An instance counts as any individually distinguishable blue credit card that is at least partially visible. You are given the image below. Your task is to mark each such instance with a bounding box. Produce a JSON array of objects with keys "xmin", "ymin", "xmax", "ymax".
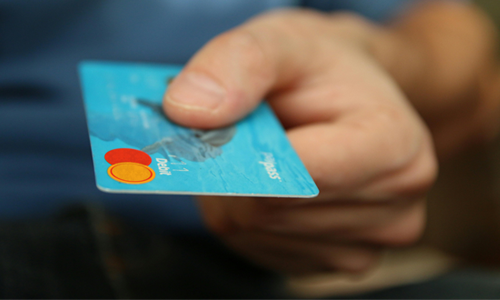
[{"xmin": 79, "ymin": 61, "xmax": 318, "ymax": 198}]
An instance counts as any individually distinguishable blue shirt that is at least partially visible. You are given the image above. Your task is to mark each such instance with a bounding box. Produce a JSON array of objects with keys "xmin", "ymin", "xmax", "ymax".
[{"xmin": 0, "ymin": 0, "xmax": 415, "ymax": 232}]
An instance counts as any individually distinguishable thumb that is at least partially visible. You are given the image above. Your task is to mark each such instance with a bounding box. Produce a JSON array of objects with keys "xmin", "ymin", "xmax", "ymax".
[{"xmin": 163, "ymin": 11, "xmax": 314, "ymax": 129}]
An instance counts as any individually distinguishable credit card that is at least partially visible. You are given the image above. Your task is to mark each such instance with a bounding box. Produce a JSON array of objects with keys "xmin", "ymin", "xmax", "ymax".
[{"xmin": 79, "ymin": 61, "xmax": 318, "ymax": 198}]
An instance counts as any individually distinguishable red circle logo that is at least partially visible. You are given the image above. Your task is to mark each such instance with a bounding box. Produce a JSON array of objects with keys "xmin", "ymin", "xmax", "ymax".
[{"xmin": 105, "ymin": 148, "xmax": 152, "ymax": 166}]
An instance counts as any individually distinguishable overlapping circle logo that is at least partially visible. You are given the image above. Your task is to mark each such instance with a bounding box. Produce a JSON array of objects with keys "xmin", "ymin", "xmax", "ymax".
[{"xmin": 105, "ymin": 148, "xmax": 155, "ymax": 184}]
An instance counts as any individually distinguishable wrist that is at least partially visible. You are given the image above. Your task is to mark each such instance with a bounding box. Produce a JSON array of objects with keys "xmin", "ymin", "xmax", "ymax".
[
  {"xmin": 364, "ymin": 2, "xmax": 500, "ymax": 158},
  {"xmin": 368, "ymin": 1, "xmax": 498, "ymax": 120},
  {"xmin": 324, "ymin": 12, "xmax": 427, "ymax": 99}
]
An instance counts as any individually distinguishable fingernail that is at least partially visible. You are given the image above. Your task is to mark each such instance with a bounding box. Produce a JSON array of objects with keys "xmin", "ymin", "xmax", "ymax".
[{"xmin": 166, "ymin": 72, "xmax": 226, "ymax": 111}]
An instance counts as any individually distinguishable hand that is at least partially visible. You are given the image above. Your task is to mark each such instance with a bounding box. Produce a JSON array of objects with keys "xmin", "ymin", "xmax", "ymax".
[{"xmin": 162, "ymin": 9, "xmax": 438, "ymax": 275}]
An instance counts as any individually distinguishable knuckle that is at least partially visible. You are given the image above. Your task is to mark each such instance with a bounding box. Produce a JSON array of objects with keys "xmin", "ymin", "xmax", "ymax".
[
  {"xmin": 376, "ymin": 107, "xmax": 424, "ymax": 170},
  {"xmin": 319, "ymin": 166, "xmax": 363, "ymax": 192},
  {"xmin": 409, "ymin": 153, "xmax": 438, "ymax": 197},
  {"xmin": 213, "ymin": 29, "xmax": 274, "ymax": 82},
  {"xmin": 395, "ymin": 138, "xmax": 438, "ymax": 199},
  {"xmin": 362, "ymin": 105, "xmax": 438, "ymax": 199},
  {"xmin": 371, "ymin": 204, "xmax": 426, "ymax": 246},
  {"xmin": 320, "ymin": 107, "xmax": 418, "ymax": 192},
  {"xmin": 377, "ymin": 108, "xmax": 419, "ymax": 165}
]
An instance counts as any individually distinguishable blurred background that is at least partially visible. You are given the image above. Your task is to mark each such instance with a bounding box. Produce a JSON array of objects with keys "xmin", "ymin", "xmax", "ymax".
[{"xmin": 423, "ymin": 0, "xmax": 500, "ymax": 266}]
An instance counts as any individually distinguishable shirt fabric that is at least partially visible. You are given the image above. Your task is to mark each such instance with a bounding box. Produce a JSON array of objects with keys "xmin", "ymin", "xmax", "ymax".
[{"xmin": 0, "ymin": 0, "xmax": 416, "ymax": 232}]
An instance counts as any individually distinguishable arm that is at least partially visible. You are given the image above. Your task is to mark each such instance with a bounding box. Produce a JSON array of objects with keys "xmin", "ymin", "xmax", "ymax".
[
  {"xmin": 371, "ymin": 1, "xmax": 500, "ymax": 159},
  {"xmin": 162, "ymin": 1, "xmax": 499, "ymax": 275}
]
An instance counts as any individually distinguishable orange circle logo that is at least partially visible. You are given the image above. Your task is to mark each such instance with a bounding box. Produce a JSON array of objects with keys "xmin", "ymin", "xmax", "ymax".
[
  {"xmin": 108, "ymin": 162, "xmax": 155, "ymax": 184},
  {"xmin": 105, "ymin": 149, "xmax": 155, "ymax": 185}
]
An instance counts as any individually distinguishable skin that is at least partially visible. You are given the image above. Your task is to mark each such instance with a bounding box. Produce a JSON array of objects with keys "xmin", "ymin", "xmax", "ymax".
[{"xmin": 162, "ymin": 1, "xmax": 500, "ymax": 276}]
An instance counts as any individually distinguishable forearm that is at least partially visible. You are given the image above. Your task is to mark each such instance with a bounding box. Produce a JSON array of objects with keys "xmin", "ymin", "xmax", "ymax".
[{"xmin": 369, "ymin": 1, "xmax": 500, "ymax": 158}]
